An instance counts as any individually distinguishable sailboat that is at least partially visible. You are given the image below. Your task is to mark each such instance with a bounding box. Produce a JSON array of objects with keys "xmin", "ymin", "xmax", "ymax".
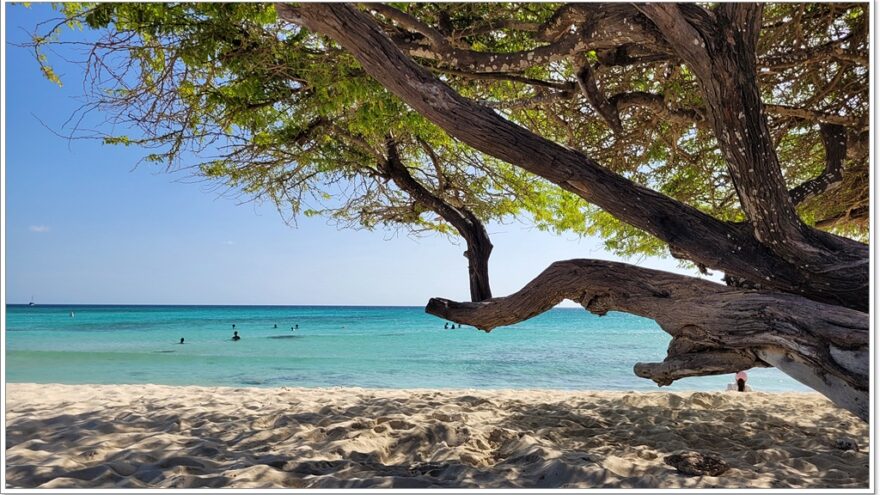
[{"xmin": 27, "ymin": 296, "xmax": 35, "ymax": 307}]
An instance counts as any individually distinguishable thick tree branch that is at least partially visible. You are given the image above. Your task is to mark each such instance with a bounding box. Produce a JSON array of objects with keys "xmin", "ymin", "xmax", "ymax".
[
  {"xmin": 394, "ymin": 28, "xmax": 593, "ymax": 73},
  {"xmin": 637, "ymin": 4, "xmax": 810, "ymax": 254},
  {"xmin": 380, "ymin": 138, "xmax": 493, "ymax": 301},
  {"xmin": 574, "ymin": 59, "xmax": 622, "ymax": 134},
  {"xmin": 426, "ymin": 259, "xmax": 868, "ymax": 420},
  {"xmin": 536, "ymin": 3, "xmax": 591, "ymax": 42},
  {"xmin": 633, "ymin": 352, "xmax": 766, "ymax": 385},
  {"xmin": 765, "ymin": 104, "xmax": 866, "ymax": 129},
  {"xmin": 790, "ymin": 124, "xmax": 847, "ymax": 205},
  {"xmin": 387, "ymin": 4, "xmax": 664, "ymax": 73},
  {"xmin": 366, "ymin": 3, "xmax": 450, "ymax": 49}
]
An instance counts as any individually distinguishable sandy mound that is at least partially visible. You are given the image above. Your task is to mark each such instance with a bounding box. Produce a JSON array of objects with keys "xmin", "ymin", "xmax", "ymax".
[{"xmin": 5, "ymin": 384, "xmax": 868, "ymax": 488}]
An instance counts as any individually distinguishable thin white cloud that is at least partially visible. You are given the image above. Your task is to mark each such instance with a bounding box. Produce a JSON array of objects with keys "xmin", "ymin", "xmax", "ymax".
[
  {"xmin": 28, "ymin": 225, "xmax": 50, "ymax": 233},
  {"xmin": 222, "ymin": 240, "xmax": 235, "ymax": 245}
]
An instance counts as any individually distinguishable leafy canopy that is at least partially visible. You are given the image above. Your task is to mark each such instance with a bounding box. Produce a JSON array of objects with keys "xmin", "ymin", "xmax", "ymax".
[{"xmin": 31, "ymin": 2, "xmax": 868, "ymax": 257}]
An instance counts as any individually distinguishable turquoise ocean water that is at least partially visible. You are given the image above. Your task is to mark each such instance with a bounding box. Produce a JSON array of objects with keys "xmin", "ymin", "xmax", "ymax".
[{"xmin": 5, "ymin": 305, "xmax": 808, "ymax": 392}]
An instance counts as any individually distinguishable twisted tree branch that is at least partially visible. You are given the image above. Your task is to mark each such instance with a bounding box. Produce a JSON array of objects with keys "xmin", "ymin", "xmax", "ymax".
[
  {"xmin": 426, "ymin": 259, "xmax": 868, "ymax": 420},
  {"xmin": 383, "ymin": 3, "xmax": 664, "ymax": 73},
  {"xmin": 380, "ymin": 138, "xmax": 494, "ymax": 301},
  {"xmin": 574, "ymin": 59, "xmax": 622, "ymax": 134},
  {"xmin": 790, "ymin": 124, "xmax": 847, "ymax": 205}
]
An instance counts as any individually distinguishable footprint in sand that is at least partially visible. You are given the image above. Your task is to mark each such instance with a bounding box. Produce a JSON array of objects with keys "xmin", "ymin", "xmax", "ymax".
[
  {"xmin": 78, "ymin": 449, "xmax": 101, "ymax": 461},
  {"xmin": 431, "ymin": 411, "xmax": 464, "ymax": 422},
  {"xmin": 376, "ymin": 417, "xmax": 416, "ymax": 430}
]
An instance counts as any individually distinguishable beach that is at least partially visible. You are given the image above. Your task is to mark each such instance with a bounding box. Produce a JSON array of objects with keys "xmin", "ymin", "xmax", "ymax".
[{"xmin": 5, "ymin": 383, "xmax": 868, "ymax": 489}]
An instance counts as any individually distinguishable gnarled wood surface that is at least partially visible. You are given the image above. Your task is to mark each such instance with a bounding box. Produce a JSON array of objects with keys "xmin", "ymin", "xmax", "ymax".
[{"xmin": 425, "ymin": 259, "xmax": 868, "ymax": 421}]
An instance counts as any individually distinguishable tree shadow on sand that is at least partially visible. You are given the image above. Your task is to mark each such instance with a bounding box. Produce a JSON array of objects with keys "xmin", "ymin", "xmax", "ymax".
[{"xmin": 5, "ymin": 391, "xmax": 868, "ymax": 489}]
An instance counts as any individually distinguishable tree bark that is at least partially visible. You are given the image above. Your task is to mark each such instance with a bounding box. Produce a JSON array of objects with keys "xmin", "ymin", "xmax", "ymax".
[
  {"xmin": 426, "ymin": 260, "xmax": 868, "ymax": 421},
  {"xmin": 789, "ymin": 124, "xmax": 847, "ymax": 205},
  {"xmin": 637, "ymin": 5, "xmax": 805, "ymax": 250},
  {"xmin": 574, "ymin": 59, "xmax": 622, "ymax": 134},
  {"xmin": 463, "ymin": 227, "xmax": 493, "ymax": 302}
]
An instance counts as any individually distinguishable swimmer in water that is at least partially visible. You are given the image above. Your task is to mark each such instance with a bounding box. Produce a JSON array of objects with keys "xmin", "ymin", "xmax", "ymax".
[
  {"xmin": 180, "ymin": 337, "xmax": 185, "ymax": 344},
  {"xmin": 726, "ymin": 371, "xmax": 752, "ymax": 392},
  {"xmin": 232, "ymin": 331, "xmax": 240, "ymax": 341},
  {"xmin": 273, "ymin": 324, "xmax": 277, "ymax": 329}
]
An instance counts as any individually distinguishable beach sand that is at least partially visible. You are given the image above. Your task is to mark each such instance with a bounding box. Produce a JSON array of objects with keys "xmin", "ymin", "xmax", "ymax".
[{"xmin": 5, "ymin": 383, "xmax": 868, "ymax": 489}]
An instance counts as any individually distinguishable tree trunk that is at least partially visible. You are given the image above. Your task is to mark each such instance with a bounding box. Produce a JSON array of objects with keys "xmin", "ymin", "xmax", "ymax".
[{"xmin": 462, "ymin": 218, "xmax": 493, "ymax": 301}]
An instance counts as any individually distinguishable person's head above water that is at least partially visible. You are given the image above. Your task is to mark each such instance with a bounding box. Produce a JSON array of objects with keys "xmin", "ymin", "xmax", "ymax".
[
  {"xmin": 180, "ymin": 338, "xmax": 185, "ymax": 344},
  {"xmin": 735, "ymin": 370, "xmax": 748, "ymax": 392},
  {"xmin": 233, "ymin": 331, "xmax": 239, "ymax": 336}
]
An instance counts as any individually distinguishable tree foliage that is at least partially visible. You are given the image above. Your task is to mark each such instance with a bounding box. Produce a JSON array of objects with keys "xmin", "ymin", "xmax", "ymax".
[
  {"xmin": 32, "ymin": 2, "xmax": 867, "ymax": 259},
  {"xmin": 34, "ymin": 3, "xmax": 586, "ymax": 245}
]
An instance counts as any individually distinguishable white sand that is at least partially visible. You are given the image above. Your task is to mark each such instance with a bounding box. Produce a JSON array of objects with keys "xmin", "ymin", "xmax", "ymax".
[{"xmin": 4, "ymin": 383, "xmax": 868, "ymax": 489}]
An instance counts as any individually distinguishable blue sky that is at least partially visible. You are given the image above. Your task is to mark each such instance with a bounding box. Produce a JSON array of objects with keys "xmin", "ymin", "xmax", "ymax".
[{"xmin": 4, "ymin": 4, "xmax": 715, "ymax": 306}]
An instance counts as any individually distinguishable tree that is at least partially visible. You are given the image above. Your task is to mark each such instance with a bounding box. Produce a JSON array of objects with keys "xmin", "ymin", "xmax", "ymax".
[{"xmin": 32, "ymin": 3, "xmax": 869, "ymax": 420}]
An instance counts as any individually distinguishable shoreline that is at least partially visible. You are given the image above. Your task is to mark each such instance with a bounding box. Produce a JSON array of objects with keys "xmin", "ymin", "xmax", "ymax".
[
  {"xmin": 5, "ymin": 383, "xmax": 868, "ymax": 489},
  {"xmin": 3, "ymin": 381, "xmax": 819, "ymax": 394}
]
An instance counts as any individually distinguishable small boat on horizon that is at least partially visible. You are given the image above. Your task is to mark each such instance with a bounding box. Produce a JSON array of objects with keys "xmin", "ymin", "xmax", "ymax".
[{"xmin": 27, "ymin": 296, "xmax": 35, "ymax": 307}]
